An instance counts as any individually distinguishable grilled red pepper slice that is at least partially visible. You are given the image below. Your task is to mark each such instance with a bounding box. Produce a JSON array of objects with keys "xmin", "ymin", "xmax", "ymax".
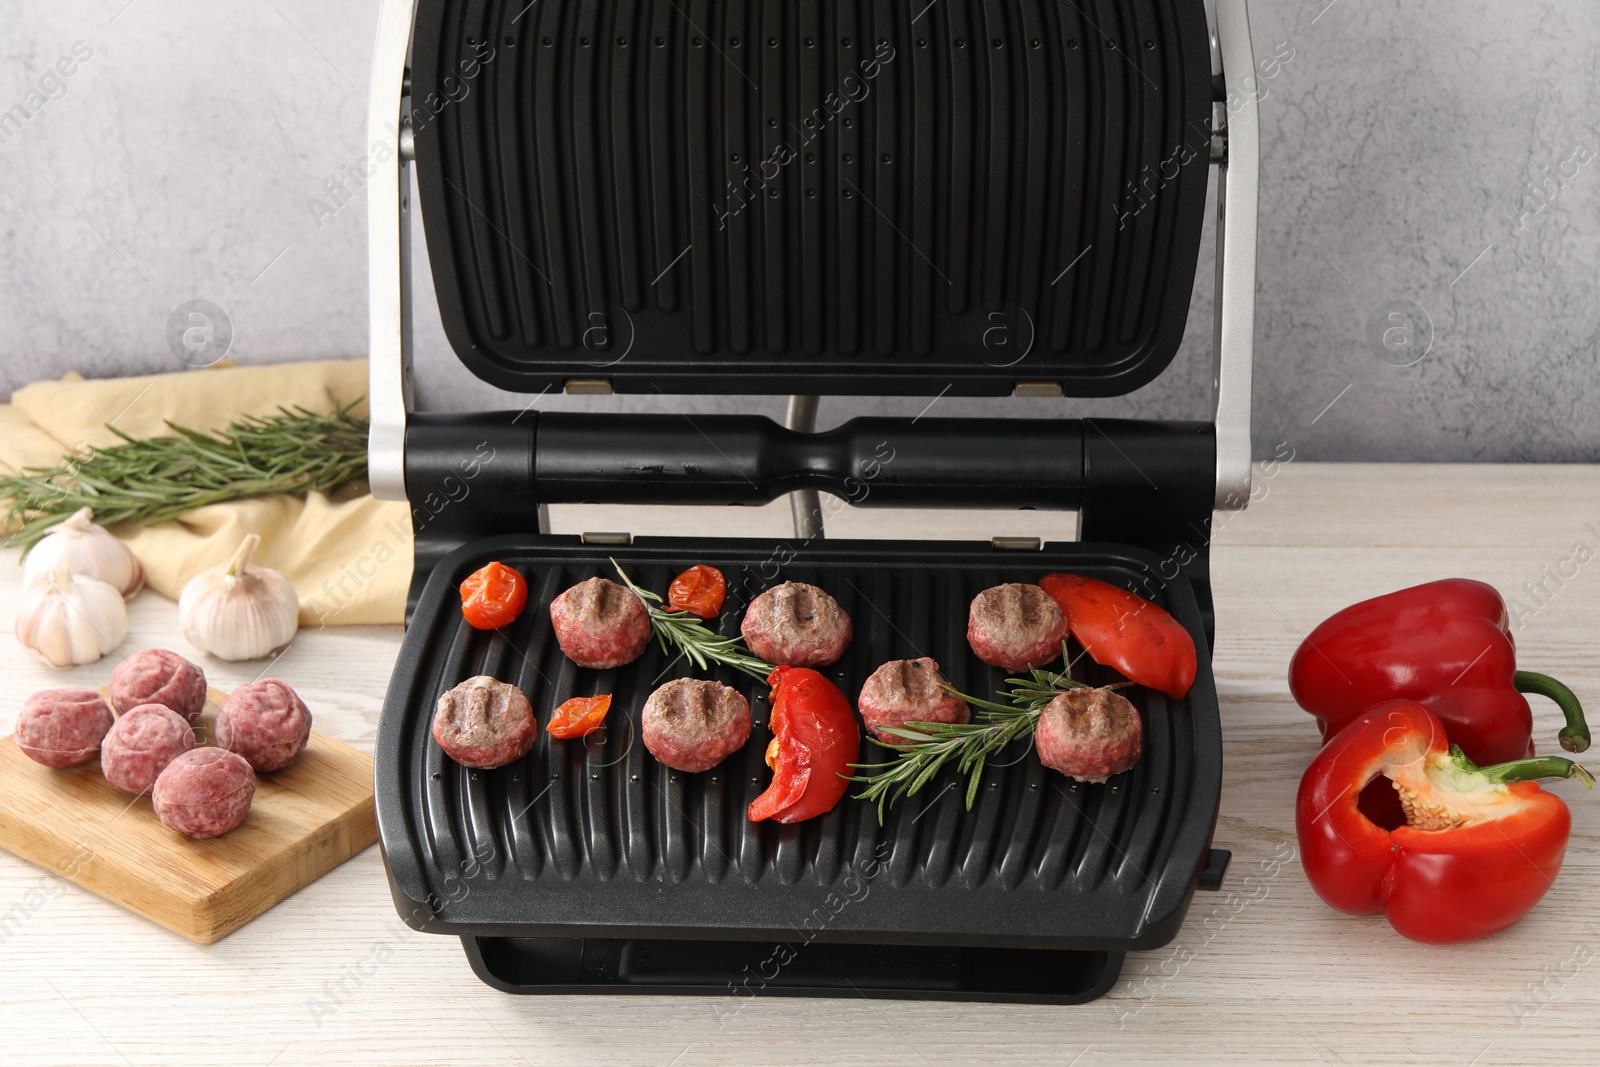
[
  {"xmin": 547, "ymin": 695, "xmax": 611, "ymax": 739},
  {"xmin": 748, "ymin": 666, "xmax": 860, "ymax": 824},
  {"xmin": 1038, "ymin": 574, "xmax": 1197, "ymax": 699},
  {"xmin": 459, "ymin": 561, "xmax": 528, "ymax": 630},
  {"xmin": 1296, "ymin": 699, "xmax": 1592, "ymax": 943},
  {"xmin": 1289, "ymin": 578, "xmax": 1590, "ymax": 766},
  {"xmin": 667, "ymin": 564, "xmax": 727, "ymax": 619}
]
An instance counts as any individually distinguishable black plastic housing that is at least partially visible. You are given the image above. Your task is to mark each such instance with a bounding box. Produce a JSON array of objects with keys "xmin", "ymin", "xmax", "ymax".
[
  {"xmin": 375, "ymin": 536, "xmax": 1221, "ymax": 1003},
  {"xmin": 410, "ymin": 0, "xmax": 1214, "ymax": 396},
  {"xmin": 403, "ymin": 410, "xmax": 1218, "ymax": 634},
  {"xmin": 462, "ymin": 936, "xmax": 1125, "ymax": 1003},
  {"xmin": 387, "ymin": 0, "xmax": 1232, "ymax": 1005}
]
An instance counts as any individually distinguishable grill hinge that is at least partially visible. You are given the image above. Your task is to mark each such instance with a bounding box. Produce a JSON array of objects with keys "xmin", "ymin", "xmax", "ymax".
[{"xmin": 991, "ymin": 536, "xmax": 1043, "ymax": 551}]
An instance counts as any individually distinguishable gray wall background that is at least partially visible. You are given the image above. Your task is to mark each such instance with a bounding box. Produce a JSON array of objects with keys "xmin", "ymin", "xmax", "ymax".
[{"xmin": 1, "ymin": 1, "xmax": 1596, "ymax": 460}]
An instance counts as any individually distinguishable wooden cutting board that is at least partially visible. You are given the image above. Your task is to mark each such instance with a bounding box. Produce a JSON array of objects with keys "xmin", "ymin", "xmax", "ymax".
[{"xmin": 0, "ymin": 686, "xmax": 376, "ymax": 944}]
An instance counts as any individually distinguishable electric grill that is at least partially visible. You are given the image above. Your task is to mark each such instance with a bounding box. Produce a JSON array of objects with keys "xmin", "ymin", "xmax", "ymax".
[{"xmin": 366, "ymin": 0, "xmax": 1259, "ymax": 1004}]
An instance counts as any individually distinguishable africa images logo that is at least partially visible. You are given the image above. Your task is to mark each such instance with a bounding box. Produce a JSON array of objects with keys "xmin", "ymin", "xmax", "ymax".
[
  {"xmin": 1366, "ymin": 299, "xmax": 1433, "ymax": 368},
  {"xmin": 166, "ymin": 300, "xmax": 234, "ymax": 367}
]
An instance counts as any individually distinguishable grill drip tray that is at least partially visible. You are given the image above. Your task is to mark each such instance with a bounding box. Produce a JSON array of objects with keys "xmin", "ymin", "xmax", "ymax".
[
  {"xmin": 375, "ymin": 536, "xmax": 1222, "ymax": 1004},
  {"xmin": 464, "ymin": 936, "xmax": 1122, "ymax": 1004}
]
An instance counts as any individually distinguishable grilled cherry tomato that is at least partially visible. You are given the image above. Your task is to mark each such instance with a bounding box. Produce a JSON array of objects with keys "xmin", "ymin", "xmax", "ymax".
[
  {"xmin": 748, "ymin": 666, "xmax": 860, "ymax": 824},
  {"xmin": 547, "ymin": 694, "xmax": 611, "ymax": 739},
  {"xmin": 668, "ymin": 564, "xmax": 727, "ymax": 619},
  {"xmin": 459, "ymin": 561, "xmax": 528, "ymax": 630}
]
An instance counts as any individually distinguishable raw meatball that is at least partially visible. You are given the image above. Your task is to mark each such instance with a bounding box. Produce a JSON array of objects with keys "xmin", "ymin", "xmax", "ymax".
[
  {"xmin": 642, "ymin": 678, "xmax": 751, "ymax": 773},
  {"xmin": 152, "ymin": 748, "xmax": 256, "ymax": 839},
  {"xmin": 967, "ymin": 583, "xmax": 1069, "ymax": 671},
  {"xmin": 740, "ymin": 581, "xmax": 852, "ymax": 667},
  {"xmin": 1035, "ymin": 688, "xmax": 1143, "ymax": 783},
  {"xmin": 101, "ymin": 704, "xmax": 196, "ymax": 794},
  {"xmin": 108, "ymin": 648, "xmax": 208, "ymax": 722},
  {"xmin": 216, "ymin": 678, "xmax": 312, "ymax": 772},
  {"xmin": 432, "ymin": 675, "xmax": 538, "ymax": 769},
  {"xmin": 858, "ymin": 658, "xmax": 970, "ymax": 744},
  {"xmin": 550, "ymin": 577, "xmax": 651, "ymax": 669},
  {"xmin": 15, "ymin": 688, "xmax": 115, "ymax": 768}
]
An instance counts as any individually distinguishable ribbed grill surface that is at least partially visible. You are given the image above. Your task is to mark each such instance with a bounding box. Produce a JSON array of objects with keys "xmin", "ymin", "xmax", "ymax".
[
  {"xmin": 411, "ymin": 0, "xmax": 1214, "ymax": 396},
  {"xmin": 376, "ymin": 538, "xmax": 1221, "ymax": 951}
]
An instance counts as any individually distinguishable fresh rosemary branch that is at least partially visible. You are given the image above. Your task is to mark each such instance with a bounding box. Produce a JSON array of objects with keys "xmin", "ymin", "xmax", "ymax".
[
  {"xmin": 849, "ymin": 649, "xmax": 1092, "ymax": 822},
  {"xmin": 1, "ymin": 395, "xmax": 368, "ymax": 549},
  {"xmin": 994, "ymin": 655, "xmax": 1094, "ymax": 715},
  {"xmin": 610, "ymin": 559, "xmax": 774, "ymax": 682}
]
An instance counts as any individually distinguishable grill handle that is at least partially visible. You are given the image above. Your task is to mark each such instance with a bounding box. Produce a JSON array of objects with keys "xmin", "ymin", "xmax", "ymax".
[
  {"xmin": 404, "ymin": 410, "xmax": 1218, "ymax": 636},
  {"xmin": 533, "ymin": 412, "xmax": 1091, "ymax": 510}
]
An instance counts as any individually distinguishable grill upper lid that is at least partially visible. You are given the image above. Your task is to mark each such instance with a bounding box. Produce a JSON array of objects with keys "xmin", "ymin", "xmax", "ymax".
[{"xmin": 410, "ymin": 0, "xmax": 1215, "ymax": 397}]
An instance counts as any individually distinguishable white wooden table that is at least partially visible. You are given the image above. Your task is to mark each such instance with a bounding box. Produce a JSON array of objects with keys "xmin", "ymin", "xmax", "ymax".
[{"xmin": 3, "ymin": 463, "xmax": 1598, "ymax": 1066}]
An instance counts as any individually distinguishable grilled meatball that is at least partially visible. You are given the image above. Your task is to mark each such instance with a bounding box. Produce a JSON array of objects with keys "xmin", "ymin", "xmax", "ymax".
[
  {"xmin": 15, "ymin": 688, "xmax": 115, "ymax": 768},
  {"xmin": 857, "ymin": 658, "xmax": 970, "ymax": 744},
  {"xmin": 1035, "ymin": 688, "xmax": 1142, "ymax": 783},
  {"xmin": 550, "ymin": 577, "xmax": 651, "ymax": 669},
  {"xmin": 432, "ymin": 675, "xmax": 538, "ymax": 769},
  {"xmin": 741, "ymin": 581, "xmax": 852, "ymax": 667},
  {"xmin": 641, "ymin": 678, "xmax": 751, "ymax": 773},
  {"xmin": 967, "ymin": 583, "xmax": 1069, "ymax": 671},
  {"xmin": 108, "ymin": 648, "xmax": 208, "ymax": 722}
]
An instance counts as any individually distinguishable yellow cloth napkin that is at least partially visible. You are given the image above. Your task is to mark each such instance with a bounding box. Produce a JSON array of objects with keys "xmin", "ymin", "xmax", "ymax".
[{"xmin": 1, "ymin": 360, "xmax": 411, "ymax": 626}]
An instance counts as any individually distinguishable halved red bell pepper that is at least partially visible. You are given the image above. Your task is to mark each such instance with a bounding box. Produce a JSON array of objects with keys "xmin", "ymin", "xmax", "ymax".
[
  {"xmin": 1289, "ymin": 578, "xmax": 1590, "ymax": 766},
  {"xmin": 748, "ymin": 666, "xmax": 860, "ymax": 824},
  {"xmin": 1296, "ymin": 699, "xmax": 1592, "ymax": 943},
  {"xmin": 1038, "ymin": 574, "xmax": 1197, "ymax": 699}
]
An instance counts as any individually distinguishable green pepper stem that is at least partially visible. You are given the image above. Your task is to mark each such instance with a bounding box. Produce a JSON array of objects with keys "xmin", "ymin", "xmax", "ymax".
[
  {"xmin": 1474, "ymin": 752, "xmax": 1596, "ymax": 790},
  {"xmin": 1515, "ymin": 671, "xmax": 1591, "ymax": 754}
]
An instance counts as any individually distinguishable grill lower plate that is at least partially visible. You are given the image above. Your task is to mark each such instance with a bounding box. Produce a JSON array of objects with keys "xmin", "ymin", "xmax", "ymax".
[{"xmin": 376, "ymin": 535, "xmax": 1221, "ymax": 1000}]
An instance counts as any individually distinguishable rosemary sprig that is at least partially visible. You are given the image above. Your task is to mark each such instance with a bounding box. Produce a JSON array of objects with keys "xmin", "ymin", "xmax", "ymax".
[
  {"xmin": 610, "ymin": 558, "xmax": 774, "ymax": 682},
  {"xmin": 0, "ymin": 395, "xmax": 369, "ymax": 548},
  {"xmin": 849, "ymin": 648, "xmax": 1092, "ymax": 822}
]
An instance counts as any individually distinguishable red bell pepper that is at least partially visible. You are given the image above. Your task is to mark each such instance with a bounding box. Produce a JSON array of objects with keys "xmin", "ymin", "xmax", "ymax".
[
  {"xmin": 748, "ymin": 666, "xmax": 860, "ymax": 824},
  {"xmin": 1038, "ymin": 574, "xmax": 1197, "ymax": 699},
  {"xmin": 1296, "ymin": 700, "xmax": 1592, "ymax": 943},
  {"xmin": 1289, "ymin": 578, "xmax": 1590, "ymax": 767}
]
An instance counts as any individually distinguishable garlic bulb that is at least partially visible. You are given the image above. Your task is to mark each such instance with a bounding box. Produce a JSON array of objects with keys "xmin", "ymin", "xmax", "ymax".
[
  {"xmin": 179, "ymin": 534, "xmax": 300, "ymax": 661},
  {"xmin": 22, "ymin": 507, "xmax": 145, "ymax": 596},
  {"xmin": 16, "ymin": 565, "xmax": 129, "ymax": 668}
]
